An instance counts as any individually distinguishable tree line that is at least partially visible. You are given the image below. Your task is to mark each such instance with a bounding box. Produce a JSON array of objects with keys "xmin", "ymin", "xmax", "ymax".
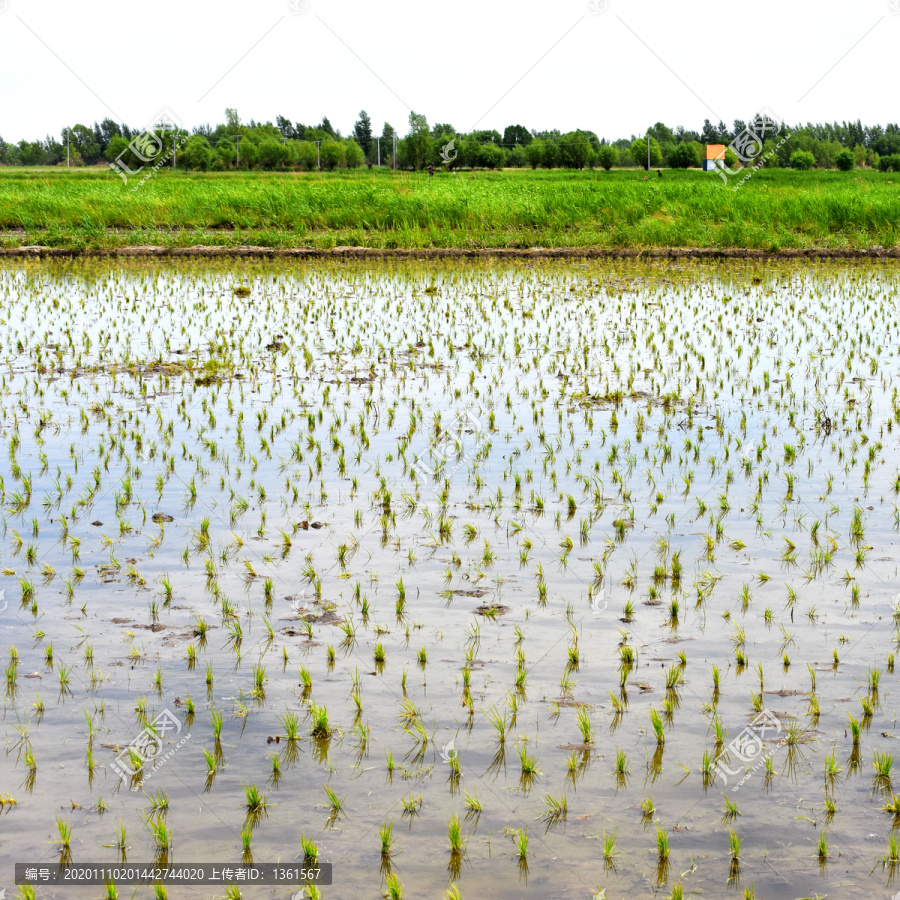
[{"xmin": 3, "ymin": 108, "xmax": 900, "ymax": 172}]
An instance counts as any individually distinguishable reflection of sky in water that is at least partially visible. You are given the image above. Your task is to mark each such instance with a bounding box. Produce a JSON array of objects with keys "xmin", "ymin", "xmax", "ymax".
[{"xmin": 0, "ymin": 260, "xmax": 898, "ymax": 899}]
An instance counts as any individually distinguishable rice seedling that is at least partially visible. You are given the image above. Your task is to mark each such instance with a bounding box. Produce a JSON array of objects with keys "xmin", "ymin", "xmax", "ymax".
[
  {"xmin": 401, "ymin": 793, "xmax": 423, "ymax": 815},
  {"xmin": 242, "ymin": 784, "xmax": 268, "ymax": 813},
  {"xmin": 575, "ymin": 705, "xmax": 594, "ymax": 744},
  {"xmin": 144, "ymin": 815, "xmax": 172, "ymax": 855},
  {"xmin": 300, "ymin": 834, "xmax": 318, "ymax": 862},
  {"xmin": 874, "ymin": 750, "xmax": 894, "ymax": 781},
  {"xmin": 518, "ymin": 742, "xmax": 539, "ymax": 776},
  {"xmin": 309, "ymin": 703, "xmax": 330, "ymax": 738},
  {"xmin": 56, "ymin": 816, "xmax": 72, "ymax": 850},
  {"xmin": 541, "ymin": 793, "xmax": 568, "ymax": 821},
  {"xmin": 379, "ymin": 820, "xmax": 396, "ymax": 857},
  {"xmin": 383, "ymin": 873, "xmax": 403, "ymax": 900},
  {"xmin": 447, "ymin": 814, "xmax": 467, "ymax": 855},
  {"xmin": 656, "ymin": 826, "xmax": 669, "ymax": 860},
  {"xmin": 515, "ymin": 826, "xmax": 529, "ymax": 861}
]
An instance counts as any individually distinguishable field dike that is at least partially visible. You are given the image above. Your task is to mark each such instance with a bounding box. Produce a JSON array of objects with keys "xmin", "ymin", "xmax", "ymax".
[{"xmin": 1, "ymin": 244, "xmax": 899, "ymax": 259}]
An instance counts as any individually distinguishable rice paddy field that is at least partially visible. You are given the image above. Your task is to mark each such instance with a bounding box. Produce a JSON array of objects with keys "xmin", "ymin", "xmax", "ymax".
[
  {"xmin": 2, "ymin": 167, "xmax": 900, "ymax": 251},
  {"xmin": 3, "ymin": 257, "xmax": 900, "ymax": 900}
]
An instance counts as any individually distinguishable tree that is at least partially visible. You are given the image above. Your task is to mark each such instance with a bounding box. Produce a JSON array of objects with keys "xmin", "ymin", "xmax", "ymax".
[
  {"xmin": 405, "ymin": 111, "xmax": 432, "ymax": 170},
  {"xmin": 181, "ymin": 136, "xmax": 213, "ymax": 171},
  {"xmin": 559, "ymin": 131, "xmax": 591, "ymax": 169},
  {"xmin": 631, "ymin": 136, "xmax": 662, "ymax": 169},
  {"xmin": 67, "ymin": 124, "xmax": 101, "ymax": 165},
  {"xmin": 834, "ymin": 148, "xmax": 855, "ymax": 171},
  {"xmin": 507, "ymin": 145, "xmax": 528, "ymax": 168},
  {"xmin": 525, "ymin": 139, "xmax": 544, "ymax": 169},
  {"xmin": 648, "ymin": 122, "xmax": 676, "ymax": 145},
  {"xmin": 669, "ymin": 142, "xmax": 700, "ymax": 168},
  {"xmin": 353, "ymin": 110, "xmax": 374, "ymax": 158},
  {"xmin": 320, "ymin": 117, "xmax": 338, "ymax": 138},
  {"xmin": 297, "ymin": 141, "xmax": 318, "ymax": 170},
  {"xmin": 275, "ymin": 116, "xmax": 296, "ymax": 140},
  {"xmin": 216, "ymin": 140, "xmax": 236, "ymax": 168},
  {"xmin": 239, "ymin": 140, "xmax": 258, "ymax": 169},
  {"xmin": 225, "ymin": 108, "xmax": 241, "ymax": 131},
  {"xmin": 320, "ymin": 140, "xmax": 345, "ymax": 170},
  {"xmin": 258, "ymin": 139, "xmax": 289, "ymax": 170},
  {"xmin": 700, "ymin": 119, "xmax": 720, "ymax": 144},
  {"xmin": 503, "ymin": 124, "xmax": 532, "ymax": 147},
  {"xmin": 344, "ymin": 140, "xmax": 365, "ymax": 168},
  {"xmin": 595, "ymin": 145, "xmax": 616, "ymax": 170},
  {"xmin": 98, "ymin": 118, "xmax": 122, "ymax": 149},
  {"xmin": 477, "ymin": 143, "xmax": 506, "ymax": 169},
  {"xmin": 790, "ymin": 149, "xmax": 815, "ymax": 170},
  {"xmin": 541, "ymin": 140, "xmax": 560, "ymax": 169},
  {"xmin": 104, "ymin": 135, "xmax": 129, "ymax": 164}
]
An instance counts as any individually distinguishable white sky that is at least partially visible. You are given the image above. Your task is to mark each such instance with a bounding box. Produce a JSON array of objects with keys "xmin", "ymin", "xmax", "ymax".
[{"xmin": 0, "ymin": 0, "xmax": 897, "ymax": 142}]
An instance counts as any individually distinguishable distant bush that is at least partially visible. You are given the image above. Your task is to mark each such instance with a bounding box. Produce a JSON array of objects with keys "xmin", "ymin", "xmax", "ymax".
[
  {"xmin": 477, "ymin": 143, "xmax": 506, "ymax": 170},
  {"xmin": 878, "ymin": 154, "xmax": 900, "ymax": 172},
  {"xmin": 595, "ymin": 145, "xmax": 617, "ymax": 170},
  {"xmin": 320, "ymin": 140, "xmax": 345, "ymax": 171},
  {"xmin": 257, "ymin": 140, "xmax": 289, "ymax": 170},
  {"xmin": 507, "ymin": 145, "xmax": 528, "ymax": 168},
  {"xmin": 790, "ymin": 150, "xmax": 816, "ymax": 170},
  {"xmin": 180, "ymin": 136, "xmax": 213, "ymax": 172},
  {"xmin": 631, "ymin": 136, "xmax": 662, "ymax": 170},
  {"xmin": 669, "ymin": 143, "xmax": 700, "ymax": 169},
  {"xmin": 834, "ymin": 149, "xmax": 855, "ymax": 171}
]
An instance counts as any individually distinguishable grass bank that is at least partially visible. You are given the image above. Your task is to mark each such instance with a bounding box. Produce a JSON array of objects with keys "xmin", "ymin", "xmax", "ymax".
[{"xmin": 1, "ymin": 166, "xmax": 898, "ymax": 251}]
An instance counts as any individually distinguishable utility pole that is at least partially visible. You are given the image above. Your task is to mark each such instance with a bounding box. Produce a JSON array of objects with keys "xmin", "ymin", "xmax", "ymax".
[
  {"xmin": 647, "ymin": 134, "xmax": 650, "ymax": 172},
  {"xmin": 66, "ymin": 130, "xmax": 70, "ymax": 167},
  {"xmin": 232, "ymin": 134, "xmax": 242, "ymax": 166},
  {"xmin": 377, "ymin": 136, "xmax": 381, "ymax": 167},
  {"xmin": 393, "ymin": 134, "xmax": 398, "ymax": 171}
]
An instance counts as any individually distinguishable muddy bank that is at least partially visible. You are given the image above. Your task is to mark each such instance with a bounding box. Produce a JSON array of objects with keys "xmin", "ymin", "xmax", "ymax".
[{"xmin": 1, "ymin": 244, "xmax": 899, "ymax": 260}]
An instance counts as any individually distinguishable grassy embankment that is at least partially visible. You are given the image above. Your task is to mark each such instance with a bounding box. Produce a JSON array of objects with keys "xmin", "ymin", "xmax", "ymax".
[{"xmin": 0, "ymin": 166, "xmax": 898, "ymax": 250}]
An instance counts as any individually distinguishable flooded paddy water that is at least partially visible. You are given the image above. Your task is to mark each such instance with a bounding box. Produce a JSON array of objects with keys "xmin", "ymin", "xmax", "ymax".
[{"xmin": 1, "ymin": 258, "xmax": 900, "ymax": 900}]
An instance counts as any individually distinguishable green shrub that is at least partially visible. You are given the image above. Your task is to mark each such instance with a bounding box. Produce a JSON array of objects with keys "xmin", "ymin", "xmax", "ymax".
[
  {"xmin": 790, "ymin": 150, "xmax": 816, "ymax": 170},
  {"xmin": 669, "ymin": 142, "xmax": 700, "ymax": 169},
  {"xmin": 834, "ymin": 149, "xmax": 855, "ymax": 171},
  {"xmin": 595, "ymin": 145, "xmax": 617, "ymax": 170}
]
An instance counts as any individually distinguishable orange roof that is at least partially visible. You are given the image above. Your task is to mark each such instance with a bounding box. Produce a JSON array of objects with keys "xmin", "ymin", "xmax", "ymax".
[{"xmin": 706, "ymin": 144, "xmax": 726, "ymax": 160}]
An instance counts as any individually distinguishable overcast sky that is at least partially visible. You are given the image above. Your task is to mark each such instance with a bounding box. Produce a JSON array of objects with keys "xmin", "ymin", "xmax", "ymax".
[{"xmin": 0, "ymin": 0, "xmax": 897, "ymax": 142}]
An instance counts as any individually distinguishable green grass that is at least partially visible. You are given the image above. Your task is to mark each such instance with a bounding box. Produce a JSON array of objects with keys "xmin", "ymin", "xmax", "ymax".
[{"xmin": 2, "ymin": 167, "xmax": 900, "ymax": 251}]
